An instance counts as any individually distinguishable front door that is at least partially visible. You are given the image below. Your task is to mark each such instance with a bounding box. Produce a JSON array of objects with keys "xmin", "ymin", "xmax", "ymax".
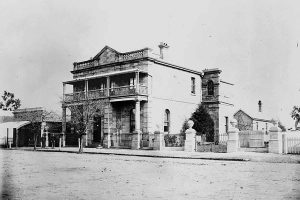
[{"xmin": 93, "ymin": 116, "xmax": 102, "ymax": 143}]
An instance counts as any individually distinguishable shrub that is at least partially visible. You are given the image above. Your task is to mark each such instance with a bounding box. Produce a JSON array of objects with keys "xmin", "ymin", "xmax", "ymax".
[
  {"xmin": 164, "ymin": 134, "xmax": 184, "ymax": 147},
  {"xmin": 181, "ymin": 103, "xmax": 215, "ymax": 142}
]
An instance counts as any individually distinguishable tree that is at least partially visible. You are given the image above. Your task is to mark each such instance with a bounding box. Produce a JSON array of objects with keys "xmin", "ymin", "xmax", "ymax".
[
  {"xmin": 68, "ymin": 99, "xmax": 106, "ymax": 153},
  {"xmin": 0, "ymin": 90, "xmax": 21, "ymax": 110},
  {"xmin": 180, "ymin": 119, "xmax": 189, "ymax": 135},
  {"xmin": 189, "ymin": 104, "xmax": 215, "ymax": 142},
  {"xmin": 291, "ymin": 106, "xmax": 300, "ymax": 130},
  {"xmin": 278, "ymin": 121, "xmax": 286, "ymax": 132}
]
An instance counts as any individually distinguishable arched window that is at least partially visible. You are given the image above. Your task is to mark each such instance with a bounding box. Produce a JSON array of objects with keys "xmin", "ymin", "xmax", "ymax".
[
  {"xmin": 164, "ymin": 109, "xmax": 170, "ymax": 132},
  {"xmin": 207, "ymin": 80, "xmax": 214, "ymax": 96},
  {"xmin": 130, "ymin": 109, "xmax": 135, "ymax": 132}
]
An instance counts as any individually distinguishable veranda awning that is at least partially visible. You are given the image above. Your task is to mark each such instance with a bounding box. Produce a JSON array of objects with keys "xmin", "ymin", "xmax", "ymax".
[{"xmin": 0, "ymin": 121, "xmax": 31, "ymax": 138}]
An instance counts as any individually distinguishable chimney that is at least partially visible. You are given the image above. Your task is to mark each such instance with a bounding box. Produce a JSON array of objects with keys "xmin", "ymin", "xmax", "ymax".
[
  {"xmin": 258, "ymin": 100, "xmax": 262, "ymax": 112},
  {"xmin": 158, "ymin": 42, "xmax": 169, "ymax": 59}
]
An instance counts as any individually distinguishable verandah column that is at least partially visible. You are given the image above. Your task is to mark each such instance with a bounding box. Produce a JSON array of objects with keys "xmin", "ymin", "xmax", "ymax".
[
  {"xmin": 106, "ymin": 76, "xmax": 111, "ymax": 148},
  {"xmin": 62, "ymin": 106, "xmax": 67, "ymax": 147},
  {"xmin": 132, "ymin": 99, "xmax": 141, "ymax": 149},
  {"xmin": 135, "ymin": 100, "xmax": 141, "ymax": 131},
  {"xmin": 85, "ymin": 80, "xmax": 88, "ymax": 99},
  {"xmin": 85, "ymin": 80, "xmax": 89, "ymax": 146},
  {"xmin": 63, "ymin": 83, "xmax": 66, "ymax": 102},
  {"xmin": 135, "ymin": 71, "xmax": 140, "ymax": 94},
  {"xmin": 16, "ymin": 129, "xmax": 19, "ymax": 148}
]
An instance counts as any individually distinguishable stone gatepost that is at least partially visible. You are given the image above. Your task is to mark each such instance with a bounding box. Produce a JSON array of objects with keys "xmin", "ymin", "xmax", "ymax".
[
  {"xmin": 131, "ymin": 131, "xmax": 142, "ymax": 150},
  {"xmin": 227, "ymin": 119, "xmax": 239, "ymax": 153},
  {"xmin": 184, "ymin": 120, "xmax": 196, "ymax": 152},
  {"xmin": 269, "ymin": 124, "xmax": 282, "ymax": 154},
  {"xmin": 153, "ymin": 131, "xmax": 164, "ymax": 150}
]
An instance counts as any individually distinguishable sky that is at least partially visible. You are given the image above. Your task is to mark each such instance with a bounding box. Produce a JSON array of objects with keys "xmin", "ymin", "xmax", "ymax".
[{"xmin": 0, "ymin": 0, "xmax": 300, "ymax": 128}]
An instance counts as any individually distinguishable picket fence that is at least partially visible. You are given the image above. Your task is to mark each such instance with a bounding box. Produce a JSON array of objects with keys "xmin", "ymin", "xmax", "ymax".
[{"xmin": 283, "ymin": 132, "xmax": 300, "ymax": 154}]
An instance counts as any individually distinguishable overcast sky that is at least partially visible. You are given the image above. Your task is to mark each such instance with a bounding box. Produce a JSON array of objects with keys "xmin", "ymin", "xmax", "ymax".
[{"xmin": 0, "ymin": 0, "xmax": 300, "ymax": 128}]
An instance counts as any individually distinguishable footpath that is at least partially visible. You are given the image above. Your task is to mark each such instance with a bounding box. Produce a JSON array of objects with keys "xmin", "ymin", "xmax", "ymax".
[{"xmin": 8, "ymin": 146, "xmax": 300, "ymax": 164}]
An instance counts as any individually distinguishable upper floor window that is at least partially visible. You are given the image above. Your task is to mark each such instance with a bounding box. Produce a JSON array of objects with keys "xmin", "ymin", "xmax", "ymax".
[
  {"xmin": 225, "ymin": 116, "xmax": 229, "ymax": 133},
  {"xmin": 191, "ymin": 77, "xmax": 195, "ymax": 94},
  {"xmin": 100, "ymin": 83, "xmax": 105, "ymax": 90},
  {"xmin": 164, "ymin": 109, "xmax": 170, "ymax": 132},
  {"xmin": 207, "ymin": 80, "xmax": 214, "ymax": 96},
  {"xmin": 130, "ymin": 77, "xmax": 136, "ymax": 89},
  {"xmin": 111, "ymin": 81, "xmax": 116, "ymax": 91}
]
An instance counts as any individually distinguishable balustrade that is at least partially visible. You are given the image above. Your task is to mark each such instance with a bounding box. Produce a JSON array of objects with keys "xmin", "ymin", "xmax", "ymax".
[
  {"xmin": 64, "ymin": 85, "xmax": 148, "ymax": 103},
  {"xmin": 110, "ymin": 86, "xmax": 137, "ymax": 97},
  {"xmin": 73, "ymin": 49, "xmax": 147, "ymax": 71},
  {"xmin": 88, "ymin": 89, "xmax": 106, "ymax": 99},
  {"xmin": 119, "ymin": 50, "xmax": 145, "ymax": 61},
  {"xmin": 64, "ymin": 91, "xmax": 85, "ymax": 102}
]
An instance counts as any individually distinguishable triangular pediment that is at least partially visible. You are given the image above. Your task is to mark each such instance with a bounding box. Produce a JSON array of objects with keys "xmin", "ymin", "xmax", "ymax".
[{"xmin": 93, "ymin": 46, "xmax": 119, "ymax": 64}]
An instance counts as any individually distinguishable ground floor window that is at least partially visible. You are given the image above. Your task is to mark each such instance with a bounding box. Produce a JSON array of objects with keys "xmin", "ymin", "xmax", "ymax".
[
  {"xmin": 130, "ymin": 109, "xmax": 135, "ymax": 132},
  {"xmin": 164, "ymin": 109, "xmax": 170, "ymax": 132}
]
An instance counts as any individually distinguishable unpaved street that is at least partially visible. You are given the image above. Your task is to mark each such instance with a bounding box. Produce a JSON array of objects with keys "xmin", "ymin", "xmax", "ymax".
[{"xmin": 1, "ymin": 149, "xmax": 300, "ymax": 200}]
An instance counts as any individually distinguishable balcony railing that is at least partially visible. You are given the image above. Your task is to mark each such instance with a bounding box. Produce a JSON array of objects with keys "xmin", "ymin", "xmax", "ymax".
[
  {"xmin": 110, "ymin": 86, "xmax": 136, "ymax": 97},
  {"xmin": 88, "ymin": 89, "xmax": 107, "ymax": 99},
  {"xmin": 64, "ymin": 91, "xmax": 85, "ymax": 102},
  {"xmin": 64, "ymin": 85, "xmax": 147, "ymax": 103}
]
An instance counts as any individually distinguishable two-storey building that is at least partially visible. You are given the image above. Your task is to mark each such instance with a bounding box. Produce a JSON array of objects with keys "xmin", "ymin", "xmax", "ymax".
[{"xmin": 62, "ymin": 43, "xmax": 232, "ymax": 149}]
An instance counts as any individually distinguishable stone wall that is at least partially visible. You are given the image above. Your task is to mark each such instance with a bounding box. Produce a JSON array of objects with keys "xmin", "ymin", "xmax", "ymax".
[{"xmin": 148, "ymin": 62, "xmax": 201, "ymax": 134}]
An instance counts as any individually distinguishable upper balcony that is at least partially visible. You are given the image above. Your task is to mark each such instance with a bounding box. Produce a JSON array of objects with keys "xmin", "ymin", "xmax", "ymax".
[
  {"xmin": 63, "ymin": 69, "xmax": 149, "ymax": 104},
  {"xmin": 64, "ymin": 85, "xmax": 148, "ymax": 103}
]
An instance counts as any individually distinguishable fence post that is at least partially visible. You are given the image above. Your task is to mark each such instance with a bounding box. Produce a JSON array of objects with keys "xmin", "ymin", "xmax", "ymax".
[
  {"xmin": 268, "ymin": 124, "xmax": 282, "ymax": 154},
  {"xmin": 282, "ymin": 133, "xmax": 288, "ymax": 154},
  {"xmin": 227, "ymin": 119, "xmax": 239, "ymax": 153},
  {"xmin": 153, "ymin": 131, "xmax": 164, "ymax": 150},
  {"xmin": 8, "ymin": 140, "xmax": 12, "ymax": 149},
  {"xmin": 59, "ymin": 137, "xmax": 61, "ymax": 150}
]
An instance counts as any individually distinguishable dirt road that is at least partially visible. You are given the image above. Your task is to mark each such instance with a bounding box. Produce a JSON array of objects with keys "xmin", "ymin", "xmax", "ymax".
[{"xmin": 1, "ymin": 149, "xmax": 300, "ymax": 199}]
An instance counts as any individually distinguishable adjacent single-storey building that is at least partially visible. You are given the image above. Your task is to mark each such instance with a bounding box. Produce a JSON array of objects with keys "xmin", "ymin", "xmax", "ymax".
[
  {"xmin": 234, "ymin": 101, "xmax": 275, "ymax": 132},
  {"xmin": 0, "ymin": 107, "xmax": 62, "ymax": 147}
]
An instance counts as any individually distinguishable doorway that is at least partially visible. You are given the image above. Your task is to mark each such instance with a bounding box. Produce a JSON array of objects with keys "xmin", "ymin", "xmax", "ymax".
[{"xmin": 93, "ymin": 116, "xmax": 102, "ymax": 144}]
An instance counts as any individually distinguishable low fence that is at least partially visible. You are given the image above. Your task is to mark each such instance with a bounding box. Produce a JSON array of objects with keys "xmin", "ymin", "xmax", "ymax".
[
  {"xmin": 218, "ymin": 134, "xmax": 228, "ymax": 145},
  {"xmin": 110, "ymin": 133, "xmax": 132, "ymax": 148},
  {"xmin": 283, "ymin": 132, "xmax": 300, "ymax": 154},
  {"xmin": 164, "ymin": 134, "xmax": 184, "ymax": 147},
  {"xmin": 239, "ymin": 130, "xmax": 265, "ymax": 148},
  {"xmin": 196, "ymin": 133, "xmax": 228, "ymax": 153}
]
